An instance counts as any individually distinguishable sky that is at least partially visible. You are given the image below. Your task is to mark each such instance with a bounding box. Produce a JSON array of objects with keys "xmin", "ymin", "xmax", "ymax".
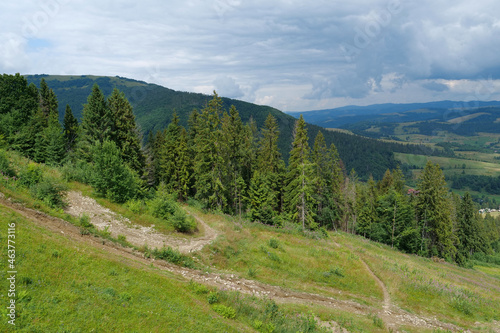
[{"xmin": 2, "ymin": 0, "xmax": 500, "ymax": 112}]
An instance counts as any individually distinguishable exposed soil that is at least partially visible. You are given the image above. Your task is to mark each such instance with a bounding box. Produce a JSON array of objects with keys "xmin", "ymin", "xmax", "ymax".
[
  {"xmin": 0, "ymin": 191, "xmax": 483, "ymax": 332},
  {"xmin": 64, "ymin": 191, "xmax": 218, "ymax": 253}
]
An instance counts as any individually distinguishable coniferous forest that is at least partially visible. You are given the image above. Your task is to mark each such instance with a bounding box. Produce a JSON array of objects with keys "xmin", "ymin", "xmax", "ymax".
[{"xmin": 1, "ymin": 73, "xmax": 499, "ymax": 267}]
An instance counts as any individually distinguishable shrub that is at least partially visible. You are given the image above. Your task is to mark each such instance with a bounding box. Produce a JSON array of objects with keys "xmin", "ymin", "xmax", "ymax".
[
  {"xmin": 19, "ymin": 162, "xmax": 43, "ymax": 187},
  {"xmin": 268, "ymin": 238, "xmax": 279, "ymax": 249},
  {"xmin": 207, "ymin": 292, "xmax": 219, "ymax": 304},
  {"xmin": 79, "ymin": 214, "xmax": 93, "ymax": 228},
  {"xmin": 151, "ymin": 246, "xmax": 196, "ymax": 268},
  {"xmin": 212, "ymin": 304, "xmax": 236, "ymax": 319},
  {"xmin": 170, "ymin": 209, "xmax": 197, "ymax": 233},
  {"xmin": 148, "ymin": 195, "xmax": 177, "ymax": 219},
  {"xmin": 30, "ymin": 178, "xmax": 67, "ymax": 208},
  {"xmin": 61, "ymin": 160, "xmax": 93, "ymax": 183},
  {"xmin": 125, "ymin": 199, "xmax": 144, "ymax": 214},
  {"xmin": 0, "ymin": 150, "xmax": 16, "ymax": 177},
  {"xmin": 91, "ymin": 140, "xmax": 139, "ymax": 203},
  {"xmin": 148, "ymin": 192, "xmax": 196, "ymax": 233}
]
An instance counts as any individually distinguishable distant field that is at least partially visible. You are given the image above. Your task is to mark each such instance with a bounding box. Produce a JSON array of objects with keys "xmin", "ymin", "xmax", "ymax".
[{"xmin": 395, "ymin": 153, "xmax": 500, "ymax": 177}]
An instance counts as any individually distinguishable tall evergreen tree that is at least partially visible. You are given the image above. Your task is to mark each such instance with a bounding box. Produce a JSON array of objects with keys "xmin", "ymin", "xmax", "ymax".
[
  {"xmin": 193, "ymin": 92, "xmax": 226, "ymax": 210},
  {"xmin": 328, "ymin": 143, "xmax": 346, "ymax": 230},
  {"xmin": 107, "ymin": 88, "xmax": 145, "ymax": 173},
  {"xmin": 312, "ymin": 131, "xmax": 330, "ymax": 226},
  {"xmin": 220, "ymin": 105, "xmax": 253, "ymax": 215},
  {"xmin": 81, "ymin": 83, "xmax": 112, "ymax": 145},
  {"xmin": 285, "ymin": 115, "xmax": 316, "ymax": 230},
  {"xmin": 456, "ymin": 192, "xmax": 489, "ymax": 265},
  {"xmin": 416, "ymin": 161, "xmax": 457, "ymax": 259},
  {"xmin": 63, "ymin": 104, "xmax": 79, "ymax": 152}
]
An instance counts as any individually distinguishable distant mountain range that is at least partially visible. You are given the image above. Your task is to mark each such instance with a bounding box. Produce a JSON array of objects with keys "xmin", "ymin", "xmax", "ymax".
[
  {"xmin": 288, "ymin": 101, "xmax": 500, "ymax": 129},
  {"xmin": 25, "ymin": 75, "xmax": 449, "ymax": 179}
]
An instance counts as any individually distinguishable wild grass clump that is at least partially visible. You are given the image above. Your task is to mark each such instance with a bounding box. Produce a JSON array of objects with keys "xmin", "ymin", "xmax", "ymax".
[
  {"xmin": 268, "ymin": 238, "xmax": 280, "ymax": 249},
  {"xmin": 148, "ymin": 246, "xmax": 196, "ymax": 268}
]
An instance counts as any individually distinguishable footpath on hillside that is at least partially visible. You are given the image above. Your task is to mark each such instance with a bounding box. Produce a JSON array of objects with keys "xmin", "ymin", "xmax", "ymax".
[{"xmin": 0, "ymin": 191, "xmax": 477, "ymax": 332}]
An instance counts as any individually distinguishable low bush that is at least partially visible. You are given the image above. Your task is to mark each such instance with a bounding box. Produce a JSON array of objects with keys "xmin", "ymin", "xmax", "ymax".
[
  {"xmin": 30, "ymin": 177, "xmax": 67, "ymax": 208},
  {"xmin": 19, "ymin": 162, "xmax": 43, "ymax": 187},
  {"xmin": 212, "ymin": 304, "xmax": 236, "ymax": 319},
  {"xmin": 0, "ymin": 149, "xmax": 16, "ymax": 177}
]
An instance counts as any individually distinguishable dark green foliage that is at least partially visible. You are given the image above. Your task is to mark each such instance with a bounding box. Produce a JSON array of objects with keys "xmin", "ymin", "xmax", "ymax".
[
  {"xmin": 19, "ymin": 162, "xmax": 43, "ymax": 187},
  {"xmin": 107, "ymin": 88, "xmax": 145, "ymax": 173},
  {"xmin": 192, "ymin": 93, "xmax": 226, "ymax": 210},
  {"xmin": 0, "ymin": 150, "xmax": 16, "ymax": 177},
  {"xmin": 81, "ymin": 83, "xmax": 112, "ymax": 145},
  {"xmin": 91, "ymin": 140, "xmax": 139, "ymax": 203},
  {"xmin": 456, "ymin": 192, "xmax": 490, "ymax": 265},
  {"xmin": 30, "ymin": 178, "xmax": 67, "ymax": 208},
  {"xmin": 63, "ymin": 104, "xmax": 78, "ymax": 152},
  {"xmin": 150, "ymin": 246, "xmax": 196, "ymax": 268},
  {"xmin": 285, "ymin": 115, "xmax": 316, "ymax": 230},
  {"xmin": 416, "ymin": 161, "xmax": 457, "ymax": 259},
  {"xmin": 148, "ymin": 188, "xmax": 197, "ymax": 233}
]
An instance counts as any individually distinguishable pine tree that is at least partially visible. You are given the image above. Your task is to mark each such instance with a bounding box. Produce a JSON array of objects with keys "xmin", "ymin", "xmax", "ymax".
[
  {"xmin": 328, "ymin": 143, "xmax": 346, "ymax": 230},
  {"xmin": 81, "ymin": 83, "xmax": 112, "ymax": 145},
  {"xmin": 312, "ymin": 131, "xmax": 330, "ymax": 226},
  {"xmin": 255, "ymin": 113, "xmax": 284, "ymax": 214},
  {"xmin": 43, "ymin": 113, "xmax": 66, "ymax": 165},
  {"xmin": 63, "ymin": 104, "xmax": 79, "ymax": 152},
  {"xmin": 193, "ymin": 92, "xmax": 226, "ymax": 210},
  {"xmin": 416, "ymin": 161, "xmax": 457, "ymax": 259},
  {"xmin": 456, "ymin": 192, "xmax": 489, "ymax": 265},
  {"xmin": 107, "ymin": 88, "xmax": 145, "ymax": 173},
  {"xmin": 285, "ymin": 115, "xmax": 316, "ymax": 230},
  {"xmin": 38, "ymin": 79, "xmax": 58, "ymax": 121},
  {"xmin": 220, "ymin": 105, "xmax": 250, "ymax": 215}
]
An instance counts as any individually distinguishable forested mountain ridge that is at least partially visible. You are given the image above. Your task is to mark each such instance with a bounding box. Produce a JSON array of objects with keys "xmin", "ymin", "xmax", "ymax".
[
  {"xmin": 290, "ymin": 101, "xmax": 500, "ymax": 129},
  {"xmin": 25, "ymin": 74, "xmax": 444, "ymax": 180}
]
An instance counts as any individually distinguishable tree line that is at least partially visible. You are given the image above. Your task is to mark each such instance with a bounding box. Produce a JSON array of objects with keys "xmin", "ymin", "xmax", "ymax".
[{"xmin": 0, "ymin": 73, "xmax": 498, "ymax": 266}]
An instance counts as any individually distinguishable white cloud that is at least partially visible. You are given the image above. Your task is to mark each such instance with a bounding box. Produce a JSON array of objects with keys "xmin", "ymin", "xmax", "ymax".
[{"xmin": 1, "ymin": 0, "xmax": 500, "ymax": 110}]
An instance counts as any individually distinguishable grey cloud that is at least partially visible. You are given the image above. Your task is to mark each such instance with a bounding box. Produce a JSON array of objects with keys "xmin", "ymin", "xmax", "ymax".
[{"xmin": 213, "ymin": 75, "xmax": 244, "ymax": 98}]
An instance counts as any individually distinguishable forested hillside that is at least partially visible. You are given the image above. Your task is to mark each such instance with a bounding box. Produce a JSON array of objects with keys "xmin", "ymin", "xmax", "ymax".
[
  {"xmin": 1, "ymin": 73, "xmax": 499, "ymax": 267},
  {"xmin": 25, "ymin": 74, "xmax": 445, "ymax": 180}
]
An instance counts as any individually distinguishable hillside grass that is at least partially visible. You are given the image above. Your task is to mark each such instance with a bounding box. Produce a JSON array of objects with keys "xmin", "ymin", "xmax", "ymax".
[
  {"xmin": 189, "ymin": 208, "xmax": 382, "ymax": 307},
  {"xmin": 187, "ymin": 208, "xmax": 500, "ymax": 331},
  {"xmin": 334, "ymin": 233, "xmax": 500, "ymax": 330},
  {"xmin": 0, "ymin": 205, "xmax": 251, "ymax": 332}
]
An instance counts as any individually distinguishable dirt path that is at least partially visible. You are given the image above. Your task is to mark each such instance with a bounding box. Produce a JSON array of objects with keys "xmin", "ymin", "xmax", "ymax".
[
  {"xmin": 64, "ymin": 191, "xmax": 218, "ymax": 254},
  {"xmin": 0, "ymin": 193, "xmax": 467, "ymax": 332}
]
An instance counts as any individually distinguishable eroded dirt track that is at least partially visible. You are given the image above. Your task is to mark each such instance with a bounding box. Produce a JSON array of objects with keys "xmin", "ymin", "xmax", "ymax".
[
  {"xmin": 0, "ymin": 192, "xmax": 473, "ymax": 332},
  {"xmin": 64, "ymin": 191, "xmax": 218, "ymax": 253}
]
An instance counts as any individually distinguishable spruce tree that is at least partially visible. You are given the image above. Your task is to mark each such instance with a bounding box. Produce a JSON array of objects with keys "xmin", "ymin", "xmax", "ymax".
[
  {"xmin": 107, "ymin": 88, "xmax": 145, "ymax": 173},
  {"xmin": 416, "ymin": 161, "xmax": 457, "ymax": 259},
  {"xmin": 456, "ymin": 192, "xmax": 489, "ymax": 265},
  {"xmin": 63, "ymin": 104, "xmax": 79, "ymax": 152},
  {"xmin": 43, "ymin": 113, "xmax": 66, "ymax": 165},
  {"xmin": 220, "ymin": 105, "xmax": 249, "ymax": 215},
  {"xmin": 328, "ymin": 143, "xmax": 346, "ymax": 230},
  {"xmin": 193, "ymin": 92, "xmax": 226, "ymax": 210},
  {"xmin": 312, "ymin": 131, "xmax": 330, "ymax": 226},
  {"xmin": 81, "ymin": 83, "xmax": 112, "ymax": 144},
  {"xmin": 284, "ymin": 115, "xmax": 316, "ymax": 230}
]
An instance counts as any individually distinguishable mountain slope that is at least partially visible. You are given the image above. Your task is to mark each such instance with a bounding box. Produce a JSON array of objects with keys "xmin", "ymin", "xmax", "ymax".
[
  {"xmin": 290, "ymin": 101, "xmax": 500, "ymax": 129},
  {"xmin": 25, "ymin": 75, "xmax": 442, "ymax": 179}
]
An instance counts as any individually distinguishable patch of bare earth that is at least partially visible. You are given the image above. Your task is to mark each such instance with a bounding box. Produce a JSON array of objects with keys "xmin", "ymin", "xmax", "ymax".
[
  {"xmin": 64, "ymin": 191, "xmax": 217, "ymax": 253},
  {"xmin": 0, "ymin": 192, "xmax": 481, "ymax": 332}
]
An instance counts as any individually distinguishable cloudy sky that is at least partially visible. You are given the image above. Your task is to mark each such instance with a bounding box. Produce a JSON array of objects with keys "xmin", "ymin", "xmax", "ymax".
[{"xmin": 2, "ymin": 0, "xmax": 500, "ymax": 111}]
